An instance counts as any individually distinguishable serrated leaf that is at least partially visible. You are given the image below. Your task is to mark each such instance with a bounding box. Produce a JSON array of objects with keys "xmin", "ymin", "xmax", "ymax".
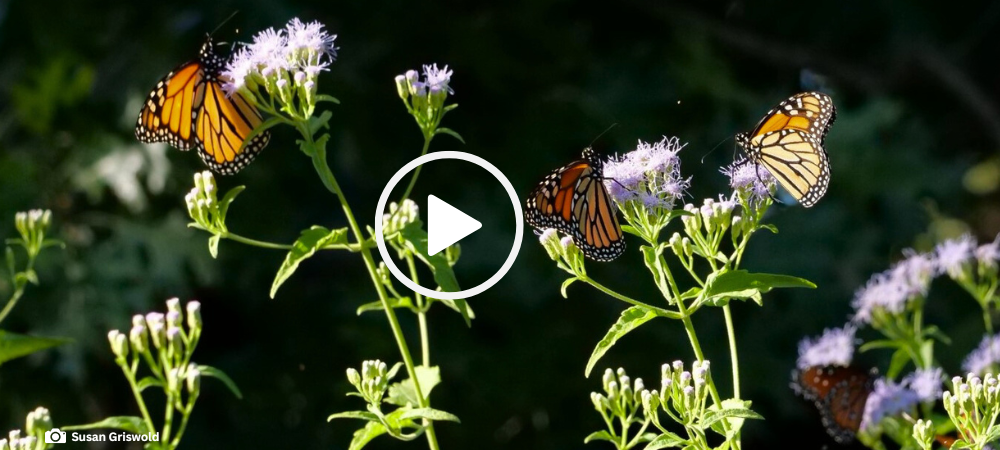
[
  {"xmin": 701, "ymin": 404, "xmax": 763, "ymax": 431},
  {"xmin": 397, "ymin": 222, "xmax": 471, "ymax": 326},
  {"xmin": 644, "ymin": 431, "xmax": 686, "ymax": 449},
  {"xmin": 327, "ymin": 410, "xmax": 380, "ymax": 422},
  {"xmin": 386, "ymin": 366, "xmax": 440, "ymax": 406},
  {"xmin": 434, "ymin": 127, "xmax": 465, "ymax": 144},
  {"xmin": 561, "ymin": 277, "xmax": 579, "ymax": 298},
  {"xmin": 356, "ymin": 297, "xmax": 415, "ymax": 315},
  {"xmin": 348, "ymin": 420, "xmax": 386, "ymax": 450},
  {"xmin": 585, "ymin": 306, "xmax": 658, "ymax": 377},
  {"xmin": 583, "ymin": 430, "xmax": 616, "ymax": 444},
  {"xmin": 0, "ymin": 331, "xmax": 70, "ymax": 365},
  {"xmin": 702, "ymin": 270, "xmax": 816, "ymax": 307},
  {"xmin": 136, "ymin": 376, "xmax": 164, "ymax": 393},
  {"xmin": 641, "ymin": 245, "xmax": 669, "ymax": 299},
  {"xmin": 198, "ymin": 364, "xmax": 243, "ymax": 399},
  {"xmin": 63, "ymin": 416, "xmax": 149, "ymax": 434},
  {"xmin": 208, "ymin": 234, "xmax": 221, "ymax": 259},
  {"xmin": 271, "ymin": 226, "xmax": 349, "ymax": 298},
  {"xmin": 400, "ymin": 407, "xmax": 460, "ymax": 423}
]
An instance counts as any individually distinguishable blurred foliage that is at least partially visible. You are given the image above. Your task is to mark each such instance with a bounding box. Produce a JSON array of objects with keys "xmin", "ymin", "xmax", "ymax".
[{"xmin": 1, "ymin": 0, "xmax": 999, "ymax": 449}]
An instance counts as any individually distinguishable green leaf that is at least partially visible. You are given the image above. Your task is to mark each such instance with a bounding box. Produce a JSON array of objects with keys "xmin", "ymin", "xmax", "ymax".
[
  {"xmin": 396, "ymin": 222, "xmax": 471, "ymax": 326},
  {"xmin": 923, "ymin": 325, "xmax": 952, "ymax": 345},
  {"xmin": 136, "ymin": 376, "xmax": 164, "ymax": 393},
  {"xmin": 237, "ymin": 117, "xmax": 284, "ymax": 155},
  {"xmin": 327, "ymin": 410, "xmax": 380, "ymax": 422},
  {"xmin": 434, "ymin": 127, "xmax": 465, "ymax": 144},
  {"xmin": 348, "ymin": 420, "xmax": 387, "ymax": 450},
  {"xmin": 63, "ymin": 416, "xmax": 149, "ymax": 434},
  {"xmin": 41, "ymin": 238, "xmax": 66, "ymax": 250},
  {"xmin": 357, "ymin": 297, "xmax": 415, "ymax": 315},
  {"xmin": 316, "ymin": 94, "xmax": 341, "ymax": 104},
  {"xmin": 641, "ymin": 245, "xmax": 670, "ymax": 298},
  {"xmin": 438, "ymin": 298, "xmax": 475, "ymax": 320},
  {"xmin": 644, "ymin": 431, "xmax": 686, "ymax": 449},
  {"xmin": 271, "ymin": 226, "xmax": 349, "ymax": 298},
  {"xmin": 208, "ymin": 234, "xmax": 221, "ymax": 259},
  {"xmin": 886, "ymin": 347, "xmax": 911, "ymax": 380},
  {"xmin": 701, "ymin": 400, "xmax": 763, "ymax": 432},
  {"xmin": 399, "ymin": 407, "xmax": 461, "ymax": 423},
  {"xmin": 583, "ymin": 430, "xmax": 616, "ymax": 444},
  {"xmin": 620, "ymin": 224, "xmax": 642, "ymax": 237},
  {"xmin": 701, "ymin": 270, "xmax": 816, "ymax": 307},
  {"xmin": 23, "ymin": 269, "xmax": 38, "ymax": 285},
  {"xmin": 309, "ymin": 110, "xmax": 334, "ymax": 136},
  {"xmin": 0, "ymin": 330, "xmax": 70, "ymax": 365},
  {"xmin": 584, "ymin": 306, "xmax": 658, "ymax": 377},
  {"xmin": 197, "ymin": 364, "xmax": 243, "ymax": 399},
  {"xmin": 386, "ymin": 365, "xmax": 441, "ymax": 407},
  {"xmin": 858, "ymin": 339, "xmax": 902, "ymax": 353},
  {"xmin": 6, "ymin": 246, "xmax": 16, "ymax": 275},
  {"xmin": 920, "ymin": 340, "xmax": 935, "ymax": 370},
  {"xmin": 560, "ymin": 277, "xmax": 579, "ymax": 298},
  {"xmin": 217, "ymin": 185, "xmax": 246, "ymax": 222}
]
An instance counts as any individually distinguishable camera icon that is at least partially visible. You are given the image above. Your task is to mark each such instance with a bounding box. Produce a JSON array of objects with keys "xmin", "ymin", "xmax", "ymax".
[{"xmin": 44, "ymin": 428, "xmax": 67, "ymax": 444}]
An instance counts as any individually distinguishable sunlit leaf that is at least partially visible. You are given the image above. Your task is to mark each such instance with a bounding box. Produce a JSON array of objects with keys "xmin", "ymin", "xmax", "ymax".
[
  {"xmin": 271, "ymin": 226, "xmax": 349, "ymax": 298},
  {"xmin": 63, "ymin": 416, "xmax": 149, "ymax": 434},
  {"xmin": 386, "ymin": 365, "xmax": 440, "ymax": 407},
  {"xmin": 585, "ymin": 306, "xmax": 658, "ymax": 377},
  {"xmin": 0, "ymin": 330, "xmax": 70, "ymax": 365},
  {"xmin": 198, "ymin": 364, "xmax": 243, "ymax": 399}
]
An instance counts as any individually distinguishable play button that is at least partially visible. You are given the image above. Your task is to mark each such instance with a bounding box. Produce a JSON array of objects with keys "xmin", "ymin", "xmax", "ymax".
[
  {"xmin": 427, "ymin": 195, "xmax": 482, "ymax": 256},
  {"xmin": 374, "ymin": 151, "xmax": 524, "ymax": 300}
]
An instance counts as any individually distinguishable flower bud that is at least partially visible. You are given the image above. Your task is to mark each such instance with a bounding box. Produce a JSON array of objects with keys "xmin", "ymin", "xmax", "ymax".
[
  {"xmin": 590, "ymin": 392, "xmax": 604, "ymax": 411},
  {"xmin": 0, "ymin": 438, "xmax": 8, "ymax": 450},
  {"xmin": 21, "ymin": 436, "xmax": 36, "ymax": 449},
  {"xmin": 681, "ymin": 237, "xmax": 692, "ymax": 259},
  {"xmin": 186, "ymin": 301, "xmax": 202, "ymax": 331},
  {"xmin": 731, "ymin": 216, "xmax": 744, "ymax": 239},
  {"xmin": 346, "ymin": 368, "xmax": 361, "ymax": 386},
  {"xmin": 149, "ymin": 322, "xmax": 166, "ymax": 349},
  {"xmin": 660, "ymin": 363, "xmax": 672, "ymax": 381},
  {"xmin": 26, "ymin": 407, "xmax": 51, "ymax": 435},
  {"xmin": 395, "ymin": 75, "xmax": 408, "ymax": 100},
  {"xmin": 130, "ymin": 325, "xmax": 148, "ymax": 353},
  {"xmin": 602, "ymin": 368, "xmax": 615, "ymax": 394},
  {"xmin": 8, "ymin": 430, "xmax": 20, "ymax": 443},
  {"xmin": 641, "ymin": 389, "xmax": 659, "ymax": 416},
  {"xmin": 108, "ymin": 330, "xmax": 128, "ymax": 359},
  {"xmin": 538, "ymin": 229, "xmax": 562, "ymax": 260},
  {"xmin": 186, "ymin": 365, "xmax": 201, "ymax": 393},
  {"xmin": 672, "ymin": 361, "xmax": 684, "ymax": 373},
  {"xmin": 166, "ymin": 311, "xmax": 182, "ymax": 327},
  {"xmin": 166, "ymin": 297, "xmax": 181, "ymax": 314},
  {"xmin": 167, "ymin": 368, "xmax": 180, "ymax": 392},
  {"xmin": 166, "ymin": 327, "xmax": 183, "ymax": 359}
]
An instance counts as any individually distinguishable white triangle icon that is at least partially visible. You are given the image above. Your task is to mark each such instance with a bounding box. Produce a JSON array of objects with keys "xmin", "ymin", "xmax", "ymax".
[{"xmin": 427, "ymin": 195, "xmax": 482, "ymax": 256}]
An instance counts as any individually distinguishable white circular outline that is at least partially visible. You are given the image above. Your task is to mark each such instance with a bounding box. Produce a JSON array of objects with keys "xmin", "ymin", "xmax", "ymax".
[{"xmin": 374, "ymin": 151, "xmax": 524, "ymax": 300}]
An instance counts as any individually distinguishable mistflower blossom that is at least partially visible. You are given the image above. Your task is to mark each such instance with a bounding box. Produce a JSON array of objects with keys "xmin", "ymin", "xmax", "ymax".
[
  {"xmin": 903, "ymin": 368, "xmax": 944, "ymax": 402},
  {"xmin": 721, "ymin": 158, "xmax": 775, "ymax": 204},
  {"xmin": 602, "ymin": 136, "xmax": 689, "ymax": 209},
  {"xmin": 976, "ymin": 234, "xmax": 1000, "ymax": 268},
  {"xmin": 222, "ymin": 18, "xmax": 338, "ymax": 98},
  {"xmin": 422, "ymin": 64, "xmax": 454, "ymax": 94},
  {"xmin": 796, "ymin": 324, "xmax": 857, "ymax": 369},
  {"xmin": 963, "ymin": 333, "xmax": 1000, "ymax": 375},
  {"xmin": 852, "ymin": 250, "xmax": 935, "ymax": 324},
  {"xmin": 935, "ymin": 234, "xmax": 976, "ymax": 279},
  {"xmin": 860, "ymin": 378, "xmax": 920, "ymax": 431}
]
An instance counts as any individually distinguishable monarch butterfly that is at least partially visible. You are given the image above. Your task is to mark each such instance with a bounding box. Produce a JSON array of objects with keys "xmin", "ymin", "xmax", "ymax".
[
  {"xmin": 135, "ymin": 36, "xmax": 269, "ymax": 175},
  {"xmin": 791, "ymin": 365, "xmax": 876, "ymax": 444},
  {"xmin": 735, "ymin": 92, "xmax": 835, "ymax": 207},
  {"xmin": 526, "ymin": 148, "xmax": 625, "ymax": 261}
]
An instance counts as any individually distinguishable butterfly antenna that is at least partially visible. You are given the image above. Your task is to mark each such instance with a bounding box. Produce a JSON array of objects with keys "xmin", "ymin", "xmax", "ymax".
[
  {"xmin": 588, "ymin": 123, "xmax": 619, "ymax": 149},
  {"xmin": 210, "ymin": 11, "xmax": 240, "ymax": 37},
  {"xmin": 700, "ymin": 135, "xmax": 732, "ymax": 164}
]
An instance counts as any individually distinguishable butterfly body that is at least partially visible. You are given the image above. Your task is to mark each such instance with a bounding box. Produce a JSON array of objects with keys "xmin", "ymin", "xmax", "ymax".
[
  {"xmin": 792, "ymin": 365, "xmax": 876, "ymax": 444},
  {"xmin": 136, "ymin": 37, "xmax": 269, "ymax": 175},
  {"xmin": 526, "ymin": 148, "xmax": 625, "ymax": 261},
  {"xmin": 736, "ymin": 92, "xmax": 835, "ymax": 207}
]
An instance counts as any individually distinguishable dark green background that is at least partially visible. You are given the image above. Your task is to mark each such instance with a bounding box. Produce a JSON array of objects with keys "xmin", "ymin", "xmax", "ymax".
[{"xmin": 2, "ymin": 0, "xmax": 999, "ymax": 448}]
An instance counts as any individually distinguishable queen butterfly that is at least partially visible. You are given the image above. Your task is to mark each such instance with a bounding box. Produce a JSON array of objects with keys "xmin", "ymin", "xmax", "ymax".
[{"xmin": 791, "ymin": 365, "xmax": 877, "ymax": 444}]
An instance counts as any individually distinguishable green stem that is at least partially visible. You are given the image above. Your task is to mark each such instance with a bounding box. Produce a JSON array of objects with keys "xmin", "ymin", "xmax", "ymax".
[
  {"xmin": 398, "ymin": 133, "xmax": 433, "ymax": 207},
  {"xmin": 120, "ymin": 360, "xmax": 156, "ymax": 435},
  {"xmin": 221, "ymin": 232, "xmax": 294, "ymax": 250},
  {"xmin": 407, "ymin": 254, "xmax": 432, "ymax": 367},
  {"xmin": 303, "ymin": 125, "xmax": 440, "ymax": 450},
  {"xmin": 0, "ymin": 288, "xmax": 25, "ymax": 325},
  {"xmin": 722, "ymin": 305, "xmax": 740, "ymax": 399},
  {"xmin": 170, "ymin": 395, "xmax": 197, "ymax": 448},
  {"xmin": 581, "ymin": 276, "xmax": 680, "ymax": 319}
]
